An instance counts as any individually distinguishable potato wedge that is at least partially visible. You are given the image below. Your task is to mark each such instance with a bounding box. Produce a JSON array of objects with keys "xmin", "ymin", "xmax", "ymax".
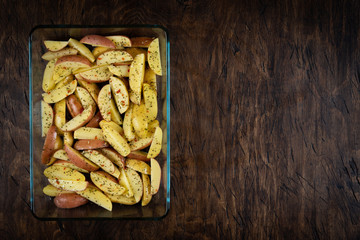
[
  {"xmin": 73, "ymin": 139, "xmax": 110, "ymax": 150},
  {"xmin": 119, "ymin": 168, "xmax": 134, "ymax": 198},
  {"xmin": 42, "ymin": 80, "xmax": 77, "ymax": 104},
  {"xmin": 44, "ymin": 40, "xmax": 68, "ymax": 51},
  {"xmin": 125, "ymin": 47, "xmax": 147, "ymax": 59},
  {"xmin": 41, "ymin": 100, "xmax": 54, "ymax": 137},
  {"xmin": 107, "ymin": 194, "xmax": 137, "ymax": 205},
  {"xmin": 54, "ymin": 99, "xmax": 66, "ymax": 135},
  {"xmin": 99, "ymin": 148, "xmax": 125, "ymax": 168},
  {"xmin": 101, "ymin": 124, "xmax": 131, "ymax": 157},
  {"xmin": 64, "ymin": 131, "xmax": 74, "ymax": 146},
  {"xmin": 80, "ymin": 65, "xmax": 112, "ymax": 83},
  {"xmin": 82, "ymin": 150, "xmax": 120, "ymax": 178},
  {"xmin": 147, "ymin": 38, "xmax": 162, "ymax": 75},
  {"xmin": 60, "ymin": 105, "xmax": 95, "ymax": 132},
  {"xmin": 53, "ymin": 149, "xmax": 69, "ymax": 161},
  {"xmin": 147, "ymin": 127, "xmax": 163, "ymax": 158},
  {"xmin": 42, "ymin": 47, "xmax": 78, "ymax": 61},
  {"xmin": 130, "ymin": 37, "xmax": 154, "ymax": 48},
  {"xmin": 108, "ymin": 64, "xmax": 130, "ymax": 78},
  {"xmin": 77, "ymin": 79, "xmax": 100, "ymax": 104},
  {"xmin": 53, "ymin": 159, "xmax": 89, "ymax": 174},
  {"xmin": 44, "ymin": 165, "xmax": 86, "ymax": 181},
  {"xmin": 48, "ymin": 178, "xmax": 88, "ymax": 192},
  {"xmin": 96, "ymin": 50, "xmax": 133, "ymax": 65},
  {"xmin": 143, "ymin": 68, "xmax": 157, "ymax": 92},
  {"xmin": 141, "ymin": 173, "xmax": 152, "ymax": 206},
  {"xmin": 125, "ymin": 168, "xmax": 143, "ymax": 203},
  {"xmin": 85, "ymin": 111, "xmax": 103, "ymax": 128},
  {"xmin": 123, "ymin": 104, "xmax": 136, "ymax": 141},
  {"xmin": 80, "ymin": 35, "xmax": 116, "ymax": 49},
  {"xmin": 64, "ymin": 144, "xmax": 99, "ymax": 172},
  {"xmin": 129, "ymin": 136, "xmax": 153, "ymax": 151},
  {"xmin": 129, "ymin": 53, "xmax": 145, "ymax": 104},
  {"xmin": 77, "ymin": 184, "xmax": 112, "ymax": 211},
  {"xmin": 92, "ymin": 46, "xmax": 109, "ymax": 58},
  {"xmin": 74, "ymin": 127, "xmax": 105, "ymax": 141},
  {"xmin": 66, "ymin": 94, "xmax": 83, "ymax": 118},
  {"xmin": 99, "ymin": 120, "xmax": 124, "ymax": 136},
  {"xmin": 110, "ymin": 97, "xmax": 123, "ymax": 125},
  {"xmin": 54, "ymin": 193, "xmax": 88, "ymax": 209},
  {"xmin": 90, "ymin": 171, "xmax": 125, "ymax": 196},
  {"xmin": 75, "ymin": 86, "xmax": 96, "ymax": 109},
  {"xmin": 68, "ymin": 38, "xmax": 95, "ymax": 62},
  {"xmin": 109, "ymin": 76, "xmax": 129, "ymax": 114},
  {"xmin": 41, "ymin": 126, "xmax": 58, "ymax": 164},
  {"xmin": 42, "ymin": 59, "xmax": 56, "ymax": 92},
  {"xmin": 105, "ymin": 36, "xmax": 132, "ymax": 49},
  {"xmin": 143, "ymin": 83, "xmax": 158, "ymax": 122},
  {"xmin": 43, "ymin": 184, "xmax": 73, "ymax": 197},
  {"xmin": 150, "ymin": 158, "xmax": 161, "ymax": 195},
  {"xmin": 127, "ymin": 151, "xmax": 150, "ymax": 162},
  {"xmin": 132, "ymin": 101, "xmax": 149, "ymax": 138},
  {"xmin": 126, "ymin": 159, "xmax": 151, "ymax": 175},
  {"xmin": 98, "ymin": 84, "xmax": 112, "ymax": 121}
]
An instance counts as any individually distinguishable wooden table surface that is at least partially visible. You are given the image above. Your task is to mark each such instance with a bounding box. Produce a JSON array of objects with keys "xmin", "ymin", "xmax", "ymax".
[{"xmin": 1, "ymin": 0, "xmax": 360, "ymax": 239}]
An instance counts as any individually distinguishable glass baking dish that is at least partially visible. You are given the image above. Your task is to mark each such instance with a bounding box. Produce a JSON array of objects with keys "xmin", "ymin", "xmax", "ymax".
[{"xmin": 29, "ymin": 25, "xmax": 170, "ymax": 220}]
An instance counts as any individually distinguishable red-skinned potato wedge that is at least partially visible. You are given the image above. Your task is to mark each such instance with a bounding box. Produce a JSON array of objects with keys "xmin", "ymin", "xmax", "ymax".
[
  {"xmin": 53, "ymin": 149, "xmax": 69, "ymax": 161},
  {"xmin": 54, "ymin": 193, "xmax": 89, "ymax": 209},
  {"xmin": 77, "ymin": 78, "xmax": 100, "ymax": 104},
  {"xmin": 74, "ymin": 139, "xmax": 110, "ymax": 150},
  {"xmin": 75, "ymin": 86, "xmax": 96, "ymax": 109},
  {"xmin": 90, "ymin": 171, "xmax": 125, "ymax": 196},
  {"xmin": 53, "ymin": 159, "xmax": 89, "ymax": 174},
  {"xmin": 64, "ymin": 131, "xmax": 74, "ymax": 146},
  {"xmin": 82, "ymin": 150, "xmax": 120, "ymax": 178},
  {"xmin": 54, "ymin": 99, "xmax": 66, "ymax": 135},
  {"xmin": 43, "ymin": 184, "xmax": 73, "ymax": 197},
  {"xmin": 74, "ymin": 127, "xmax": 105, "ymax": 141},
  {"xmin": 110, "ymin": 76, "xmax": 129, "ymax": 114},
  {"xmin": 64, "ymin": 144, "xmax": 99, "ymax": 172},
  {"xmin": 96, "ymin": 50, "xmax": 133, "ymax": 65},
  {"xmin": 48, "ymin": 178, "xmax": 88, "ymax": 192},
  {"xmin": 126, "ymin": 159, "xmax": 151, "ymax": 175},
  {"xmin": 127, "ymin": 151, "xmax": 150, "ymax": 162},
  {"xmin": 147, "ymin": 38, "xmax": 162, "ymax": 76},
  {"xmin": 41, "ymin": 126, "xmax": 58, "ymax": 164},
  {"xmin": 42, "ymin": 59, "xmax": 56, "ymax": 92},
  {"xmin": 147, "ymin": 126, "xmax": 163, "ymax": 158},
  {"xmin": 141, "ymin": 173, "xmax": 152, "ymax": 206},
  {"xmin": 77, "ymin": 183, "xmax": 112, "ymax": 211},
  {"xmin": 66, "ymin": 94, "xmax": 84, "ymax": 118},
  {"xmin": 44, "ymin": 165, "xmax": 86, "ymax": 181},
  {"xmin": 60, "ymin": 105, "xmax": 95, "ymax": 132},
  {"xmin": 42, "ymin": 47, "xmax": 78, "ymax": 61},
  {"xmin": 105, "ymin": 36, "xmax": 131, "ymax": 49},
  {"xmin": 44, "ymin": 40, "xmax": 68, "ymax": 51},
  {"xmin": 80, "ymin": 35, "xmax": 116, "ymax": 49},
  {"xmin": 150, "ymin": 158, "xmax": 161, "ymax": 195},
  {"xmin": 100, "ymin": 123, "xmax": 131, "ymax": 156},
  {"xmin": 92, "ymin": 46, "xmax": 109, "ymax": 58},
  {"xmin": 55, "ymin": 55, "xmax": 92, "ymax": 69},
  {"xmin": 129, "ymin": 136, "xmax": 153, "ymax": 151},
  {"xmin": 98, "ymin": 84, "xmax": 112, "ymax": 121},
  {"xmin": 129, "ymin": 53, "xmax": 146, "ymax": 105},
  {"xmin": 86, "ymin": 111, "xmax": 103, "ymax": 128},
  {"xmin": 42, "ymin": 80, "xmax": 77, "ymax": 104},
  {"xmin": 99, "ymin": 148, "xmax": 126, "ymax": 168},
  {"xmin": 68, "ymin": 38, "xmax": 95, "ymax": 62},
  {"xmin": 125, "ymin": 168, "xmax": 143, "ymax": 203},
  {"xmin": 130, "ymin": 37, "xmax": 154, "ymax": 48},
  {"xmin": 108, "ymin": 64, "xmax": 130, "ymax": 78},
  {"xmin": 79, "ymin": 65, "xmax": 112, "ymax": 83},
  {"xmin": 125, "ymin": 47, "xmax": 147, "ymax": 59},
  {"xmin": 41, "ymin": 100, "xmax": 54, "ymax": 137}
]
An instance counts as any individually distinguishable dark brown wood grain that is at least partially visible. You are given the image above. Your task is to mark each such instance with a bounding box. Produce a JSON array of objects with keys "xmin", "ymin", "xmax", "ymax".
[{"xmin": 1, "ymin": 0, "xmax": 360, "ymax": 239}]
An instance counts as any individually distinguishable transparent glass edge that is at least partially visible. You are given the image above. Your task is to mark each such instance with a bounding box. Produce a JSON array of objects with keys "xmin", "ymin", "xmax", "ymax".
[{"xmin": 28, "ymin": 25, "xmax": 170, "ymax": 220}]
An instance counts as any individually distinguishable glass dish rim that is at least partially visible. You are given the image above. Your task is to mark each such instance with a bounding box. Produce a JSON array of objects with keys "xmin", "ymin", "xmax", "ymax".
[{"xmin": 29, "ymin": 24, "xmax": 171, "ymax": 220}]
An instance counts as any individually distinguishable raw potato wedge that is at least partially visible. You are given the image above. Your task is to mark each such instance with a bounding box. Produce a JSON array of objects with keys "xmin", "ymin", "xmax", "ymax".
[
  {"xmin": 108, "ymin": 64, "xmax": 130, "ymax": 78},
  {"xmin": 147, "ymin": 126, "xmax": 163, "ymax": 158},
  {"xmin": 90, "ymin": 171, "xmax": 125, "ymax": 195},
  {"xmin": 99, "ymin": 148, "xmax": 126, "ymax": 168},
  {"xmin": 42, "ymin": 80, "xmax": 77, "ymax": 104},
  {"xmin": 110, "ymin": 97, "xmax": 123, "ymax": 125},
  {"xmin": 147, "ymin": 38, "xmax": 162, "ymax": 75},
  {"xmin": 82, "ymin": 150, "xmax": 120, "ymax": 178},
  {"xmin": 129, "ymin": 136, "xmax": 153, "ymax": 151},
  {"xmin": 107, "ymin": 194, "xmax": 137, "ymax": 205},
  {"xmin": 64, "ymin": 131, "xmax": 74, "ymax": 146},
  {"xmin": 64, "ymin": 144, "xmax": 99, "ymax": 172},
  {"xmin": 96, "ymin": 50, "xmax": 133, "ymax": 65},
  {"xmin": 129, "ymin": 89, "xmax": 141, "ymax": 105},
  {"xmin": 53, "ymin": 159, "xmax": 90, "ymax": 174},
  {"xmin": 143, "ymin": 68, "xmax": 157, "ymax": 92},
  {"xmin": 126, "ymin": 159, "xmax": 151, "ymax": 175},
  {"xmin": 54, "ymin": 99, "xmax": 66, "ymax": 135},
  {"xmin": 150, "ymin": 158, "xmax": 161, "ymax": 195},
  {"xmin": 42, "ymin": 59, "xmax": 56, "ymax": 92},
  {"xmin": 92, "ymin": 46, "xmax": 109, "ymax": 58},
  {"xmin": 80, "ymin": 65, "xmax": 112, "ymax": 82},
  {"xmin": 125, "ymin": 168, "xmax": 143, "ymax": 203},
  {"xmin": 41, "ymin": 100, "xmax": 54, "ymax": 137},
  {"xmin": 55, "ymin": 55, "xmax": 92, "ymax": 72},
  {"xmin": 125, "ymin": 47, "xmax": 147, "ymax": 59},
  {"xmin": 101, "ymin": 124, "xmax": 131, "ymax": 157},
  {"xmin": 44, "ymin": 40, "xmax": 68, "ymax": 51},
  {"xmin": 55, "ymin": 74, "xmax": 74, "ymax": 89},
  {"xmin": 109, "ymin": 76, "xmax": 129, "ymax": 114},
  {"xmin": 74, "ymin": 139, "xmax": 110, "ymax": 150},
  {"xmin": 54, "ymin": 193, "xmax": 89, "ymax": 209},
  {"xmin": 80, "ymin": 35, "xmax": 116, "ymax": 49},
  {"xmin": 68, "ymin": 38, "xmax": 95, "ymax": 62},
  {"xmin": 60, "ymin": 105, "xmax": 95, "ymax": 132},
  {"xmin": 77, "ymin": 184, "xmax": 112, "ymax": 211},
  {"xmin": 42, "ymin": 47, "xmax": 78, "ymax": 61},
  {"xmin": 98, "ymin": 84, "xmax": 112, "ymax": 121},
  {"xmin": 99, "ymin": 120, "xmax": 124, "ymax": 136},
  {"xmin": 44, "ymin": 165, "xmax": 86, "ymax": 181},
  {"xmin": 132, "ymin": 101, "xmax": 149, "ymax": 138},
  {"xmin": 75, "ymin": 86, "xmax": 96, "ymax": 109},
  {"xmin": 41, "ymin": 126, "xmax": 58, "ymax": 164},
  {"xmin": 77, "ymin": 79, "xmax": 100, "ymax": 104},
  {"xmin": 43, "ymin": 184, "xmax": 73, "ymax": 197},
  {"xmin": 86, "ymin": 111, "xmax": 103, "ymax": 128},
  {"xmin": 130, "ymin": 37, "xmax": 154, "ymax": 48},
  {"xmin": 53, "ymin": 149, "xmax": 70, "ymax": 161},
  {"xmin": 143, "ymin": 83, "xmax": 158, "ymax": 121},
  {"xmin": 105, "ymin": 36, "xmax": 132, "ymax": 49},
  {"xmin": 127, "ymin": 151, "xmax": 150, "ymax": 162},
  {"xmin": 123, "ymin": 104, "xmax": 136, "ymax": 141},
  {"xmin": 74, "ymin": 127, "xmax": 105, "ymax": 141},
  {"xmin": 48, "ymin": 178, "xmax": 88, "ymax": 192},
  {"xmin": 141, "ymin": 173, "xmax": 152, "ymax": 206},
  {"xmin": 119, "ymin": 168, "xmax": 134, "ymax": 198},
  {"xmin": 66, "ymin": 95, "xmax": 84, "ymax": 118},
  {"xmin": 129, "ymin": 53, "xmax": 145, "ymax": 104}
]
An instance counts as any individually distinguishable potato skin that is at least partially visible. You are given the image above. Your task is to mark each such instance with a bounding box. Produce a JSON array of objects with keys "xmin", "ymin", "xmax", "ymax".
[
  {"xmin": 74, "ymin": 139, "xmax": 110, "ymax": 150},
  {"xmin": 41, "ymin": 126, "xmax": 58, "ymax": 164},
  {"xmin": 54, "ymin": 193, "xmax": 88, "ymax": 209},
  {"xmin": 66, "ymin": 95, "xmax": 84, "ymax": 118}
]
